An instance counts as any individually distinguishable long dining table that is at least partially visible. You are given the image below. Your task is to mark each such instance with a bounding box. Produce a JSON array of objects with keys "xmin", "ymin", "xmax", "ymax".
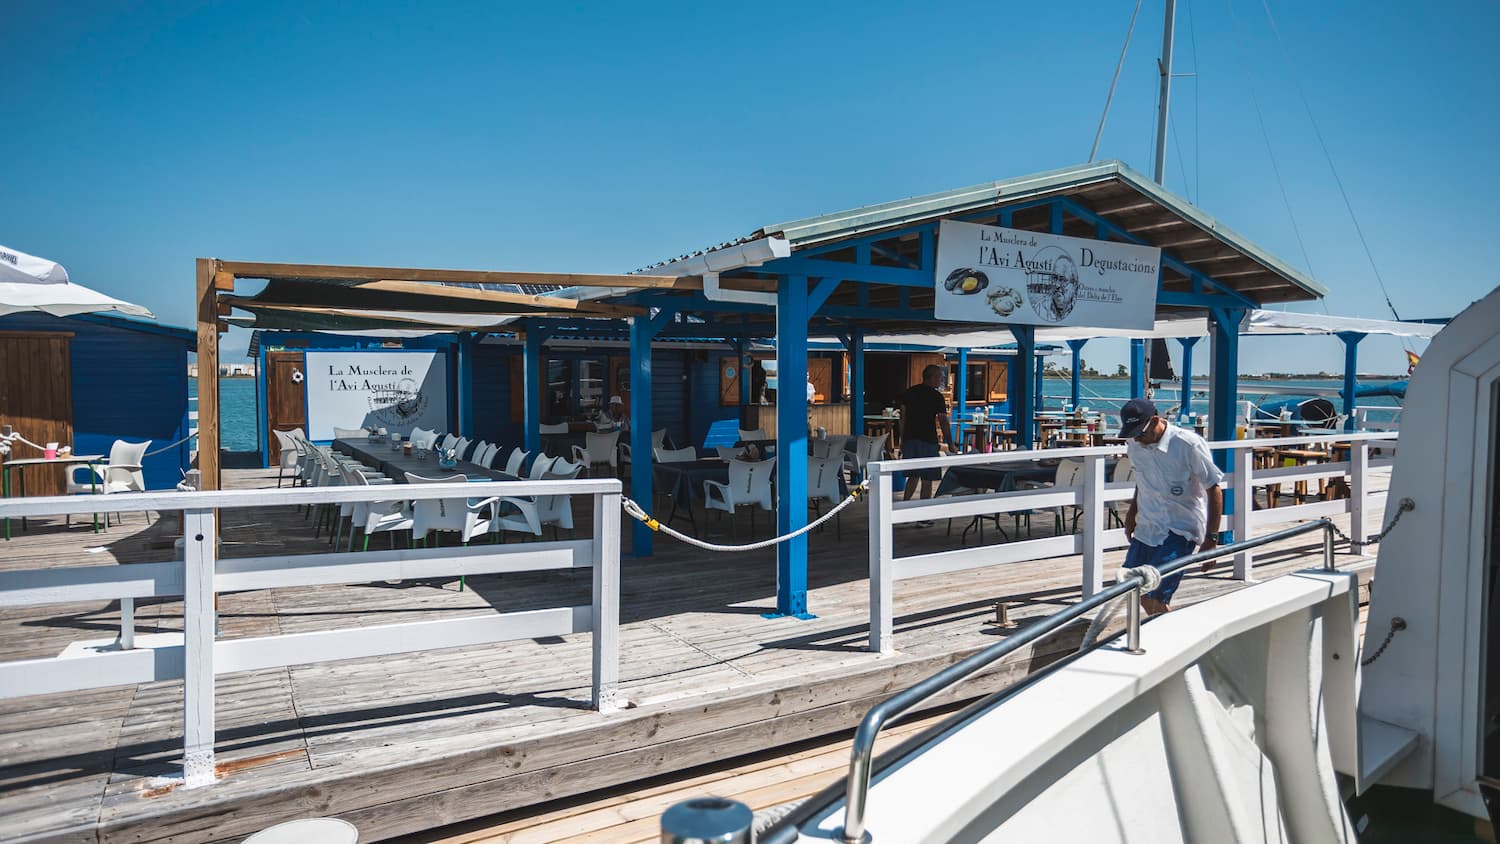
[{"xmin": 333, "ymin": 438, "xmax": 520, "ymax": 482}]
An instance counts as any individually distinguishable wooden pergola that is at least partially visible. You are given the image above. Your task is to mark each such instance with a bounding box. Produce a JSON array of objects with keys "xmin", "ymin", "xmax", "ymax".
[{"xmin": 192, "ymin": 258, "xmax": 779, "ymax": 489}]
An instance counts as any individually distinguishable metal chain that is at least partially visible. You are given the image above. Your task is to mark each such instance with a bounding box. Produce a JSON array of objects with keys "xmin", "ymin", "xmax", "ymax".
[
  {"xmin": 1361, "ymin": 617, "xmax": 1407, "ymax": 666},
  {"xmin": 1326, "ymin": 497, "xmax": 1415, "ymax": 549}
]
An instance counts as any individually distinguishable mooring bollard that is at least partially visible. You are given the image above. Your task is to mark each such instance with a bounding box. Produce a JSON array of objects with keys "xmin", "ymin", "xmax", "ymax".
[{"xmin": 661, "ymin": 797, "xmax": 753, "ymax": 843}]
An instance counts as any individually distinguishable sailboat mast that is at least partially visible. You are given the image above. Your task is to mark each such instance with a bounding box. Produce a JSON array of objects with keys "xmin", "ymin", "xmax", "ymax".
[{"xmin": 1153, "ymin": 0, "xmax": 1177, "ymax": 184}]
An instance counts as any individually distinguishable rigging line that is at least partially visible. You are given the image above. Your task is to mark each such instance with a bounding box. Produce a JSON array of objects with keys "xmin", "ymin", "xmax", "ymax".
[
  {"xmin": 1089, "ymin": 0, "xmax": 1145, "ymax": 162},
  {"xmin": 1184, "ymin": 0, "xmax": 1201, "ymax": 203},
  {"xmin": 1224, "ymin": 0, "xmax": 1328, "ymax": 316},
  {"xmin": 1257, "ymin": 0, "xmax": 1408, "ymax": 331},
  {"xmin": 1169, "ymin": 112, "xmax": 1192, "ymax": 195}
]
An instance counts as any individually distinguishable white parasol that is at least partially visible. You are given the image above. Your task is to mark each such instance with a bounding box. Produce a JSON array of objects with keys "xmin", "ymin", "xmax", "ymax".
[{"xmin": 0, "ymin": 244, "xmax": 154, "ymax": 318}]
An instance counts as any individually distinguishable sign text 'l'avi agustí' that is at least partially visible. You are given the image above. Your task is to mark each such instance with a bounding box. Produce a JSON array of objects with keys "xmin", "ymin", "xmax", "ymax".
[{"xmin": 934, "ymin": 219, "xmax": 1161, "ymax": 330}]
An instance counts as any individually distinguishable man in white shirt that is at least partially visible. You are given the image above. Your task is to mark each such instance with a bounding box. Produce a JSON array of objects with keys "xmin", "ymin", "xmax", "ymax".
[{"xmin": 1119, "ymin": 397, "xmax": 1225, "ymax": 615}]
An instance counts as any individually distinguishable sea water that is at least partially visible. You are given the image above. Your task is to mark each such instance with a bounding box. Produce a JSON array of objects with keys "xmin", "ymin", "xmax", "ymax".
[{"xmin": 188, "ymin": 378, "xmax": 259, "ymax": 453}]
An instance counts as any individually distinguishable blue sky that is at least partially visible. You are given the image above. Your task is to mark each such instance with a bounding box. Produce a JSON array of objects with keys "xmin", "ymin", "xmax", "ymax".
[{"xmin": 3, "ymin": 0, "xmax": 1495, "ymax": 373}]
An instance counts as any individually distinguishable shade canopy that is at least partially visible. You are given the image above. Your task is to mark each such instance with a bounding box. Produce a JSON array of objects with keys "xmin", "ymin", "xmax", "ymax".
[
  {"xmin": 1242, "ymin": 309, "xmax": 1443, "ymax": 339},
  {"xmin": 0, "ymin": 244, "xmax": 154, "ymax": 318}
]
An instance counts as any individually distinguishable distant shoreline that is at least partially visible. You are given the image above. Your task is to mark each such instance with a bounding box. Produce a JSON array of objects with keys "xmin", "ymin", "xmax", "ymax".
[{"xmin": 1048, "ymin": 374, "xmax": 1405, "ymax": 381}]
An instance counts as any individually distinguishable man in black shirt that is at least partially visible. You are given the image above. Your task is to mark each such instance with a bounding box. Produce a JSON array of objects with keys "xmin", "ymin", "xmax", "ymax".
[{"xmin": 900, "ymin": 364, "xmax": 951, "ymax": 504}]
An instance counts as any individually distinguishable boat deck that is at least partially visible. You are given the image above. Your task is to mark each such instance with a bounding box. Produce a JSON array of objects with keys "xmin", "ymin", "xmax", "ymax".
[{"xmin": 0, "ymin": 466, "xmax": 1389, "ymax": 843}]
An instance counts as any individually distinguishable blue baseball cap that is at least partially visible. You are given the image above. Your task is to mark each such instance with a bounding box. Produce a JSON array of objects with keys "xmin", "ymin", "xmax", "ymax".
[{"xmin": 1117, "ymin": 397, "xmax": 1158, "ymax": 439}]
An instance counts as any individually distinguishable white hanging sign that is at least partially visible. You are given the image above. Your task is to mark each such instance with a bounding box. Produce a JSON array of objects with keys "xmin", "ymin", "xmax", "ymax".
[
  {"xmin": 934, "ymin": 219, "xmax": 1160, "ymax": 329},
  {"xmin": 304, "ymin": 350, "xmax": 449, "ymax": 440}
]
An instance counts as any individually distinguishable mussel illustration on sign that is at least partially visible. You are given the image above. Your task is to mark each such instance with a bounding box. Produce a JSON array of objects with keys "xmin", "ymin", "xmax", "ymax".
[
  {"xmin": 943, "ymin": 267, "xmax": 989, "ymax": 295},
  {"xmin": 1023, "ymin": 246, "xmax": 1081, "ymax": 323}
]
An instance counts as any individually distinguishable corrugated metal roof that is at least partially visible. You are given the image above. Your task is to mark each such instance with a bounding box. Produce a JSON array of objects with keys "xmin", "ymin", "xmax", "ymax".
[{"xmin": 639, "ymin": 160, "xmax": 1326, "ymax": 303}]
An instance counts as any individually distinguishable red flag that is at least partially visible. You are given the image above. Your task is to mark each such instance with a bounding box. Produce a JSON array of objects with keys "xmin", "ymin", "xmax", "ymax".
[{"xmin": 1406, "ymin": 350, "xmax": 1421, "ymax": 375}]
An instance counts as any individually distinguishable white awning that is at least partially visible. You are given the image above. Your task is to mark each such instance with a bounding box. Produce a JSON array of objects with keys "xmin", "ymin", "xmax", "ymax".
[
  {"xmin": 0, "ymin": 244, "xmax": 154, "ymax": 319},
  {"xmin": 1243, "ymin": 310, "xmax": 1442, "ymax": 339}
]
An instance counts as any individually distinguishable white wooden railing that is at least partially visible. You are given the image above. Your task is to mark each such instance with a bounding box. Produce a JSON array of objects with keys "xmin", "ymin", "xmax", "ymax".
[
  {"xmin": 866, "ymin": 431, "xmax": 1397, "ymax": 654},
  {"xmin": 0, "ymin": 479, "xmax": 622, "ymax": 787}
]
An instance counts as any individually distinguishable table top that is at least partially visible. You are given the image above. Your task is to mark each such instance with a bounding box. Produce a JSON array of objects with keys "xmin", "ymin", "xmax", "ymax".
[
  {"xmin": 2, "ymin": 454, "xmax": 104, "ymax": 468},
  {"xmin": 334, "ymin": 439, "xmax": 518, "ymax": 482},
  {"xmin": 1274, "ymin": 448, "xmax": 1330, "ymax": 460}
]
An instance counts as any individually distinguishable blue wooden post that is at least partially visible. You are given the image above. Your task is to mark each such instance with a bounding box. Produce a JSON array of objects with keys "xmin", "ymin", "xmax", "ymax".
[
  {"xmin": 1178, "ymin": 336, "xmax": 1199, "ymax": 416},
  {"xmin": 1338, "ymin": 331, "xmax": 1365, "ymax": 430},
  {"xmin": 1067, "ymin": 339, "xmax": 1087, "ymax": 409},
  {"xmin": 1033, "ymin": 351, "xmax": 1045, "ymax": 411},
  {"xmin": 954, "ymin": 346, "xmax": 968, "ymax": 446},
  {"xmin": 736, "ymin": 337, "xmax": 751, "ymax": 415},
  {"xmin": 523, "ymin": 323, "xmax": 545, "ymax": 455},
  {"xmin": 1129, "ymin": 338, "xmax": 1146, "ymax": 399},
  {"xmin": 1209, "ymin": 308, "xmax": 1246, "ymax": 452},
  {"xmin": 1014, "ymin": 326, "xmax": 1036, "ymax": 449},
  {"xmin": 456, "ymin": 332, "xmax": 475, "ymax": 436},
  {"xmin": 629, "ymin": 316, "xmax": 656, "ymax": 556},
  {"xmin": 849, "ymin": 328, "xmax": 865, "ymax": 436},
  {"xmin": 772, "ymin": 275, "xmax": 812, "ymax": 619}
]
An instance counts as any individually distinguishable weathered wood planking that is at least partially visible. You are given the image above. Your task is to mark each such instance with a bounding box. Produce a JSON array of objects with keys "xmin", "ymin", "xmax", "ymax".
[{"xmin": 0, "ymin": 466, "xmax": 1390, "ymax": 843}]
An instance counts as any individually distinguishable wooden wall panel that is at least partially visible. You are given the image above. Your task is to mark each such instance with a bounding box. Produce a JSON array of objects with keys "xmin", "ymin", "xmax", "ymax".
[{"xmin": 0, "ymin": 332, "xmax": 73, "ymax": 495}]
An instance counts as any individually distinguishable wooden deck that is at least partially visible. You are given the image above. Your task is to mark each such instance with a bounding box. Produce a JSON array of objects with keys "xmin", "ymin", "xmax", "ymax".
[{"xmin": 0, "ymin": 466, "xmax": 1390, "ymax": 843}]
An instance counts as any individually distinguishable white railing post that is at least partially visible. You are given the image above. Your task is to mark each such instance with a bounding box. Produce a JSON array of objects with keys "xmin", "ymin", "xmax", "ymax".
[
  {"xmin": 1232, "ymin": 445, "xmax": 1255, "ymax": 581},
  {"xmin": 1350, "ymin": 441, "xmax": 1370, "ymax": 553},
  {"xmin": 1080, "ymin": 454, "xmax": 1106, "ymax": 598},
  {"xmin": 181, "ymin": 507, "xmax": 217, "ymax": 788},
  {"xmin": 592, "ymin": 488, "xmax": 621, "ymax": 713},
  {"xmin": 869, "ymin": 468, "xmax": 894, "ymax": 655},
  {"xmin": 119, "ymin": 597, "xmax": 135, "ymax": 650}
]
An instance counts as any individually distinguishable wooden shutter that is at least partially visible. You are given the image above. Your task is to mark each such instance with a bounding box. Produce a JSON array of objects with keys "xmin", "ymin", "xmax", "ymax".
[
  {"xmin": 808, "ymin": 358, "xmax": 833, "ymax": 404},
  {"xmin": 719, "ymin": 356, "xmax": 741, "ymax": 406},
  {"xmin": 265, "ymin": 351, "xmax": 307, "ymax": 461},
  {"xmin": 987, "ymin": 361, "xmax": 1009, "ymax": 401}
]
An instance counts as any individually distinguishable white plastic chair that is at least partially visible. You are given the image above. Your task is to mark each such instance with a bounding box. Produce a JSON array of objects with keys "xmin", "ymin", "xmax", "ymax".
[
  {"xmin": 475, "ymin": 442, "xmax": 498, "ymax": 469},
  {"xmin": 844, "ymin": 433, "xmax": 888, "ymax": 483},
  {"xmin": 496, "ymin": 460, "xmax": 583, "ymax": 540},
  {"xmin": 572, "ymin": 430, "xmax": 621, "ymax": 476},
  {"xmin": 451, "ymin": 436, "xmax": 471, "ymax": 461},
  {"xmin": 715, "ymin": 445, "xmax": 748, "ymax": 461},
  {"xmin": 332, "ymin": 426, "xmax": 368, "ymax": 440},
  {"xmin": 408, "ymin": 427, "xmax": 438, "ymax": 450},
  {"xmin": 811, "ymin": 435, "xmax": 851, "ymax": 460},
  {"xmin": 528, "ymin": 454, "xmax": 558, "ymax": 479},
  {"xmin": 67, "ymin": 439, "xmax": 151, "ymax": 528},
  {"xmin": 538, "ymin": 422, "xmax": 569, "ymax": 435},
  {"xmin": 338, "ymin": 462, "xmax": 403, "ymax": 551},
  {"xmin": 807, "ymin": 456, "xmax": 844, "ymax": 539},
  {"xmin": 438, "ymin": 433, "xmax": 458, "ymax": 452},
  {"xmin": 737, "ymin": 427, "xmax": 769, "ymax": 443},
  {"xmin": 655, "ymin": 445, "xmax": 697, "ymax": 463},
  {"xmin": 503, "ymin": 447, "xmax": 528, "ymax": 476},
  {"xmin": 1017, "ymin": 457, "xmax": 1086, "ymax": 536},
  {"xmin": 405, "ymin": 471, "xmax": 500, "ymax": 590},
  {"xmin": 704, "ymin": 456, "xmax": 775, "ymax": 538},
  {"xmin": 271, "ymin": 429, "xmax": 301, "ymax": 488},
  {"xmin": 619, "ymin": 428, "xmax": 667, "ymax": 477}
]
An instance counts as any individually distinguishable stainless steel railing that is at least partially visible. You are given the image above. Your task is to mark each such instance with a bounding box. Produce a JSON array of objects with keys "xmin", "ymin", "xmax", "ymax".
[{"xmin": 834, "ymin": 518, "xmax": 1337, "ymax": 843}]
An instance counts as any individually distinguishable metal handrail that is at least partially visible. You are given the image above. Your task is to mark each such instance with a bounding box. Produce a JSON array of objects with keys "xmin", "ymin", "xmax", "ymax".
[{"xmin": 835, "ymin": 518, "xmax": 1338, "ymax": 843}]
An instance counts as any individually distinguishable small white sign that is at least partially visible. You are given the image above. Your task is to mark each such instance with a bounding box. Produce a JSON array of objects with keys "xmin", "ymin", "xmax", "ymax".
[
  {"xmin": 304, "ymin": 350, "xmax": 449, "ymax": 440},
  {"xmin": 934, "ymin": 220, "xmax": 1160, "ymax": 330}
]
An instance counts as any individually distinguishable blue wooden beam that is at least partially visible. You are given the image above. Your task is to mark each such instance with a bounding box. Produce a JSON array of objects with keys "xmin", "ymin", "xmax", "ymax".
[
  {"xmin": 1067, "ymin": 339, "xmax": 1087, "ymax": 408},
  {"xmin": 522, "ymin": 321, "xmax": 549, "ymax": 455},
  {"xmin": 628, "ymin": 315, "xmax": 657, "ymax": 556},
  {"xmin": 1178, "ymin": 336, "xmax": 1199, "ymax": 416},
  {"xmin": 1209, "ymin": 307, "xmax": 1246, "ymax": 453},
  {"xmin": 849, "ymin": 327, "xmax": 865, "ymax": 438},
  {"xmin": 1338, "ymin": 331, "xmax": 1366, "ymax": 430},
  {"xmin": 954, "ymin": 347, "xmax": 968, "ymax": 444},
  {"xmin": 1013, "ymin": 326, "xmax": 1036, "ymax": 448},
  {"xmin": 1033, "ymin": 351, "xmax": 1045, "ymax": 412},
  {"xmin": 1129, "ymin": 338, "xmax": 1145, "ymax": 399},
  {"xmin": 808, "ymin": 277, "xmax": 841, "ymax": 314},
  {"xmin": 764, "ymin": 258, "xmax": 933, "ymax": 289},
  {"xmin": 772, "ymin": 275, "xmax": 813, "ymax": 619}
]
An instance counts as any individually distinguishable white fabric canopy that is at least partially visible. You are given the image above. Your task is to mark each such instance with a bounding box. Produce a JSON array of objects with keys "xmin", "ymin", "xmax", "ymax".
[
  {"xmin": 0, "ymin": 244, "xmax": 154, "ymax": 318},
  {"xmin": 1243, "ymin": 309, "xmax": 1442, "ymax": 339}
]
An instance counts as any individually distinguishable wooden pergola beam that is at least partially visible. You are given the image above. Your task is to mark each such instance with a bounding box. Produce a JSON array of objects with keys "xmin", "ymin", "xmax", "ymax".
[
  {"xmin": 227, "ymin": 300, "xmax": 599, "ymax": 328},
  {"xmin": 215, "ymin": 260, "xmax": 700, "ymax": 290},
  {"xmin": 353, "ymin": 279, "xmax": 646, "ymax": 316},
  {"xmin": 195, "ymin": 258, "xmax": 221, "ymax": 491}
]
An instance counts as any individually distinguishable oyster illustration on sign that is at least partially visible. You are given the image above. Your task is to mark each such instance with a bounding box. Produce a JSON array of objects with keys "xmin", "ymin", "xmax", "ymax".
[
  {"xmin": 943, "ymin": 267, "xmax": 989, "ymax": 295},
  {"xmin": 1024, "ymin": 246, "xmax": 1080, "ymax": 323},
  {"xmin": 986, "ymin": 286, "xmax": 1023, "ymax": 317}
]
